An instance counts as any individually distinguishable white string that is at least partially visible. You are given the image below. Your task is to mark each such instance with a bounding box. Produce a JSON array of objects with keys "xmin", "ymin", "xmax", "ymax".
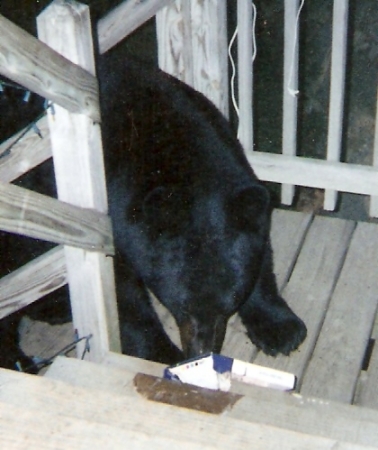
[
  {"xmin": 287, "ymin": 0, "xmax": 306, "ymax": 97},
  {"xmin": 228, "ymin": 26, "xmax": 239, "ymax": 117},
  {"xmin": 228, "ymin": 2, "xmax": 257, "ymax": 121}
]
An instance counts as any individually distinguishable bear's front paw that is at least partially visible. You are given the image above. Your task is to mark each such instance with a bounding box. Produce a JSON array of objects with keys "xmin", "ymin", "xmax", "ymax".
[{"xmin": 241, "ymin": 300, "xmax": 307, "ymax": 356}]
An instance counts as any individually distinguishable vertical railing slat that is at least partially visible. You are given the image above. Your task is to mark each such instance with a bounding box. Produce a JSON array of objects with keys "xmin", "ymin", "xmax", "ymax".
[
  {"xmin": 237, "ymin": 0, "xmax": 254, "ymax": 156},
  {"xmin": 157, "ymin": 0, "xmax": 228, "ymax": 117},
  {"xmin": 155, "ymin": 0, "xmax": 194, "ymax": 86},
  {"xmin": 282, "ymin": 0, "xmax": 300, "ymax": 205},
  {"xmin": 324, "ymin": 0, "xmax": 349, "ymax": 210}
]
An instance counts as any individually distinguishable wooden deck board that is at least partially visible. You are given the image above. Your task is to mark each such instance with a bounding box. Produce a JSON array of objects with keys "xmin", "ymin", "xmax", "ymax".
[
  {"xmin": 18, "ymin": 209, "xmax": 378, "ymax": 412},
  {"xmin": 253, "ymin": 216, "xmax": 355, "ymax": 381},
  {"xmin": 300, "ymin": 222, "xmax": 378, "ymax": 403},
  {"xmin": 356, "ymin": 343, "xmax": 378, "ymax": 409}
]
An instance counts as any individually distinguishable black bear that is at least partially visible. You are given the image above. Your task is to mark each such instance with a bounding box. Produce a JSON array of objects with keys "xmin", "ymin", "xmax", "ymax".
[
  {"xmin": 0, "ymin": 51, "xmax": 306, "ymax": 369},
  {"xmin": 97, "ymin": 50, "xmax": 307, "ymax": 363}
]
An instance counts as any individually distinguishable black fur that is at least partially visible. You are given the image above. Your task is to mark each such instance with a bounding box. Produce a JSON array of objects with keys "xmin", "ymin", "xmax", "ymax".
[{"xmin": 0, "ymin": 51, "xmax": 306, "ymax": 369}]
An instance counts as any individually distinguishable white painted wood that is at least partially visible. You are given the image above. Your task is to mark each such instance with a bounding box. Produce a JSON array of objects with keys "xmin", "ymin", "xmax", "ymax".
[
  {"xmin": 45, "ymin": 356, "xmax": 378, "ymax": 448},
  {"xmin": 246, "ymin": 151, "xmax": 378, "ymax": 197},
  {"xmin": 37, "ymin": 0, "xmax": 121, "ymax": 360},
  {"xmin": 0, "ymin": 14, "xmax": 100, "ymax": 122},
  {"xmin": 98, "ymin": 0, "xmax": 173, "ymax": 54},
  {"xmin": 282, "ymin": 0, "xmax": 300, "ymax": 205},
  {"xmin": 0, "ymin": 117, "xmax": 51, "ymax": 183},
  {"xmin": 156, "ymin": 0, "xmax": 194, "ymax": 86},
  {"xmin": 236, "ymin": 0, "xmax": 254, "ymax": 154},
  {"xmin": 300, "ymin": 222, "xmax": 378, "ymax": 403},
  {"xmin": 0, "ymin": 246, "xmax": 66, "ymax": 319},
  {"xmin": 157, "ymin": 0, "xmax": 228, "ymax": 116},
  {"xmin": 190, "ymin": 0, "xmax": 229, "ymax": 116},
  {"xmin": 369, "ymin": 86, "xmax": 378, "ymax": 217},
  {"xmin": 254, "ymin": 216, "xmax": 355, "ymax": 383},
  {"xmin": 0, "ymin": 181, "xmax": 113, "ymax": 254},
  {"xmin": 324, "ymin": 0, "xmax": 349, "ymax": 211}
]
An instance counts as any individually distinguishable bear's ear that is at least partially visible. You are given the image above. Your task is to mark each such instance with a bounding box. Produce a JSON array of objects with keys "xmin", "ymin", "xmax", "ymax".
[
  {"xmin": 227, "ymin": 185, "xmax": 270, "ymax": 232},
  {"xmin": 143, "ymin": 186, "xmax": 191, "ymax": 235}
]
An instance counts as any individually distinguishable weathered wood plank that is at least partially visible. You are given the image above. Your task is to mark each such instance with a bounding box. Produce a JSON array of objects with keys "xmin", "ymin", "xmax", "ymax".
[
  {"xmin": 1, "ymin": 370, "xmax": 374, "ymax": 450},
  {"xmin": 0, "ymin": 116, "xmax": 51, "ymax": 183},
  {"xmin": 0, "ymin": 246, "xmax": 66, "ymax": 320},
  {"xmin": 156, "ymin": 0, "xmax": 194, "ymax": 86},
  {"xmin": 254, "ymin": 216, "xmax": 355, "ymax": 382},
  {"xmin": 270, "ymin": 209, "xmax": 313, "ymax": 290},
  {"xmin": 0, "ymin": 181, "xmax": 114, "ymax": 254},
  {"xmin": 45, "ymin": 356, "xmax": 378, "ymax": 448},
  {"xmin": 0, "ymin": 14, "xmax": 100, "ymax": 122},
  {"xmin": 246, "ymin": 151, "xmax": 378, "ymax": 197},
  {"xmin": 37, "ymin": 0, "xmax": 121, "ymax": 360},
  {"xmin": 98, "ymin": 0, "xmax": 174, "ymax": 55},
  {"xmin": 356, "ymin": 342, "xmax": 378, "ymax": 409},
  {"xmin": 300, "ymin": 222, "xmax": 378, "ymax": 403},
  {"xmin": 157, "ymin": 0, "xmax": 229, "ymax": 117}
]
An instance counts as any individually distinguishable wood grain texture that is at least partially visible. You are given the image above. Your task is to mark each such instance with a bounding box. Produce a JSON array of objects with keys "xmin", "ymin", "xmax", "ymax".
[
  {"xmin": 0, "ymin": 116, "xmax": 51, "ymax": 183},
  {"xmin": 45, "ymin": 356, "xmax": 378, "ymax": 448},
  {"xmin": 98, "ymin": 0, "xmax": 174, "ymax": 54},
  {"xmin": 156, "ymin": 0, "xmax": 194, "ymax": 86},
  {"xmin": 0, "ymin": 181, "xmax": 114, "ymax": 254},
  {"xmin": 2, "ymin": 366, "xmax": 375, "ymax": 450},
  {"xmin": 157, "ymin": 0, "xmax": 229, "ymax": 117},
  {"xmin": 37, "ymin": 0, "xmax": 121, "ymax": 360},
  {"xmin": 300, "ymin": 222, "xmax": 378, "ymax": 403},
  {"xmin": 0, "ymin": 246, "xmax": 66, "ymax": 319},
  {"xmin": 0, "ymin": 14, "xmax": 100, "ymax": 122}
]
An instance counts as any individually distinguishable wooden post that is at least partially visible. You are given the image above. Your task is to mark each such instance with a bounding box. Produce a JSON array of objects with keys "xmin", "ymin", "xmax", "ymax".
[
  {"xmin": 324, "ymin": 0, "xmax": 349, "ymax": 211},
  {"xmin": 157, "ymin": 0, "xmax": 229, "ymax": 117},
  {"xmin": 37, "ymin": 0, "xmax": 121, "ymax": 361}
]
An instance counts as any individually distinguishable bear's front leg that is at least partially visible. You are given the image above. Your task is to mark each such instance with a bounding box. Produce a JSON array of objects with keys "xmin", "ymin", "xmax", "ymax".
[
  {"xmin": 115, "ymin": 254, "xmax": 184, "ymax": 365},
  {"xmin": 239, "ymin": 242, "xmax": 307, "ymax": 356}
]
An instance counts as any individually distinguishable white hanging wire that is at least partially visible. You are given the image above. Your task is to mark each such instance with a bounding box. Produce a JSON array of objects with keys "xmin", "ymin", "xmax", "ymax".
[
  {"xmin": 228, "ymin": 2, "xmax": 257, "ymax": 133},
  {"xmin": 287, "ymin": 0, "xmax": 306, "ymax": 97}
]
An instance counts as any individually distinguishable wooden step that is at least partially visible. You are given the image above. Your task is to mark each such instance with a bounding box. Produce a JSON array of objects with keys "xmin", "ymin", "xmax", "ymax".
[
  {"xmin": 0, "ymin": 361, "xmax": 374, "ymax": 449},
  {"xmin": 42, "ymin": 354, "xmax": 378, "ymax": 449}
]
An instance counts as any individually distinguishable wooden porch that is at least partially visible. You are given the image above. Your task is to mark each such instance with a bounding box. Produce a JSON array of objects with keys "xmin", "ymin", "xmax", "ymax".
[
  {"xmin": 13, "ymin": 207, "xmax": 378, "ymax": 448},
  {"xmin": 1, "ymin": 0, "xmax": 378, "ymax": 447}
]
